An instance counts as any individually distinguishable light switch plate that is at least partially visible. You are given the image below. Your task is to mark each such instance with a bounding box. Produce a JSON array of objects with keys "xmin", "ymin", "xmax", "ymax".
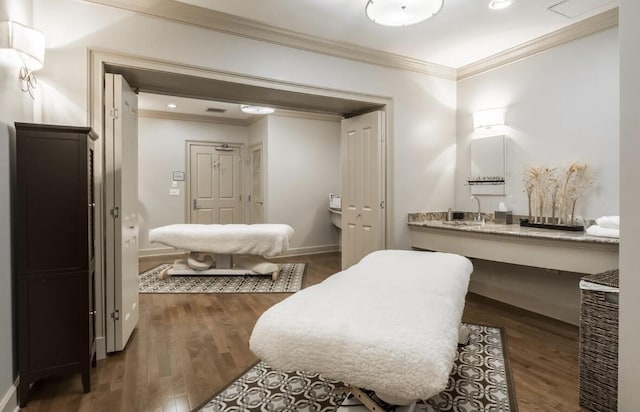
[{"xmin": 169, "ymin": 188, "xmax": 180, "ymax": 196}]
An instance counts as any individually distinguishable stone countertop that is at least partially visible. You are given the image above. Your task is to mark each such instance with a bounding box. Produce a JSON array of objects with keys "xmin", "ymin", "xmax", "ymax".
[{"xmin": 408, "ymin": 213, "xmax": 619, "ymax": 245}]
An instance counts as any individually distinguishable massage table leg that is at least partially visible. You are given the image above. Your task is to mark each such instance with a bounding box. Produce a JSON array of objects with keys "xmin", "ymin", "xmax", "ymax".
[
  {"xmin": 335, "ymin": 387, "xmax": 417, "ymax": 412},
  {"xmin": 157, "ymin": 255, "xmax": 282, "ymax": 279}
]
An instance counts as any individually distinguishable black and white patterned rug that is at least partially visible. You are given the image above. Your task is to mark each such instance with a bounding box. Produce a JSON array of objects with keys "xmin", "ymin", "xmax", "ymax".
[
  {"xmin": 196, "ymin": 324, "xmax": 517, "ymax": 411},
  {"xmin": 138, "ymin": 263, "xmax": 305, "ymax": 293}
]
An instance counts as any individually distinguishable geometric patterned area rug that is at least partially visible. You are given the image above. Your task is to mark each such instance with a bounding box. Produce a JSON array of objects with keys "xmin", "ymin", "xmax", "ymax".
[
  {"xmin": 196, "ymin": 324, "xmax": 517, "ymax": 411},
  {"xmin": 138, "ymin": 263, "xmax": 305, "ymax": 293}
]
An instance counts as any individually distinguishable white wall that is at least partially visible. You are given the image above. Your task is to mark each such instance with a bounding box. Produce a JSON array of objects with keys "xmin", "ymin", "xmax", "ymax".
[
  {"xmin": 619, "ymin": 0, "xmax": 640, "ymax": 408},
  {"xmin": 1, "ymin": 1, "xmax": 34, "ymax": 408},
  {"xmin": 138, "ymin": 116, "xmax": 248, "ymax": 251},
  {"xmin": 33, "ymin": 0, "xmax": 458, "ymax": 251},
  {"xmin": 139, "ymin": 114, "xmax": 341, "ymax": 254},
  {"xmin": 248, "ymin": 117, "xmax": 268, "ymax": 222},
  {"xmin": 266, "ymin": 115, "xmax": 341, "ymax": 251},
  {"xmin": 456, "ymin": 27, "xmax": 619, "ymax": 218},
  {"xmin": 455, "ymin": 27, "xmax": 619, "ymax": 324}
]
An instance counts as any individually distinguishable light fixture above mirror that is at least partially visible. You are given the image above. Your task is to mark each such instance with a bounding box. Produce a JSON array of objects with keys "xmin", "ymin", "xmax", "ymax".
[
  {"xmin": 365, "ymin": 0, "xmax": 444, "ymax": 27},
  {"xmin": 240, "ymin": 105, "xmax": 275, "ymax": 115},
  {"xmin": 473, "ymin": 107, "xmax": 506, "ymax": 129}
]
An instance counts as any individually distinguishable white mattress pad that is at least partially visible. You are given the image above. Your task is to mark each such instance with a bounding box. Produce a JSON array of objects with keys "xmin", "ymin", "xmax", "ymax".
[
  {"xmin": 148, "ymin": 223, "xmax": 294, "ymax": 257},
  {"xmin": 250, "ymin": 250, "xmax": 472, "ymax": 401}
]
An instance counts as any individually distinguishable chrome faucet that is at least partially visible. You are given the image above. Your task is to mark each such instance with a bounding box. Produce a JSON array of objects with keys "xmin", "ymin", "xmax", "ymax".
[{"xmin": 470, "ymin": 196, "xmax": 482, "ymax": 222}]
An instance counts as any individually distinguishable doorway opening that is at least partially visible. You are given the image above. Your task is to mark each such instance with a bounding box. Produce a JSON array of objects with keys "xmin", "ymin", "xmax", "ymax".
[{"xmin": 89, "ymin": 49, "xmax": 393, "ymax": 359}]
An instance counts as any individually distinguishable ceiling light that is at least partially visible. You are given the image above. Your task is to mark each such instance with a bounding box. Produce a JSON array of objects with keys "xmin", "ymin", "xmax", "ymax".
[
  {"xmin": 365, "ymin": 0, "xmax": 444, "ymax": 27},
  {"xmin": 0, "ymin": 21, "xmax": 46, "ymax": 99},
  {"xmin": 240, "ymin": 105, "xmax": 275, "ymax": 115},
  {"xmin": 166, "ymin": 103, "xmax": 177, "ymax": 109},
  {"xmin": 489, "ymin": 0, "xmax": 516, "ymax": 10}
]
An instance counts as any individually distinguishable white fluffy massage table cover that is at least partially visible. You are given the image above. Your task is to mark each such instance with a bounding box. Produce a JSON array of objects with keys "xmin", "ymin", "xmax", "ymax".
[
  {"xmin": 148, "ymin": 224, "xmax": 294, "ymax": 257},
  {"xmin": 250, "ymin": 250, "xmax": 473, "ymax": 402}
]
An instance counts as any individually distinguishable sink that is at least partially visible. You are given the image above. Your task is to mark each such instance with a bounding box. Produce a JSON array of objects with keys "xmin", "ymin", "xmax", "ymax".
[
  {"xmin": 329, "ymin": 208, "xmax": 342, "ymax": 229},
  {"xmin": 442, "ymin": 220, "xmax": 483, "ymax": 226}
]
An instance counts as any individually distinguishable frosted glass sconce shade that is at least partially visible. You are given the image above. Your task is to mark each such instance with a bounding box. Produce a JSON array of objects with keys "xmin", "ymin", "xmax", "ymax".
[
  {"xmin": 473, "ymin": 108, "xmax": 506, "ymax": 129},
  {"xmin": 0, "ymin": 21, "xmax": 45, "ymax": 71}
]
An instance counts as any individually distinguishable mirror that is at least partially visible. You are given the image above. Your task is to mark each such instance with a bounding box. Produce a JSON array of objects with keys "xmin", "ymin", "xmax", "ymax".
[{"xmin": 469, "ymin": 135, "xmax": 506, "ymax": 195}]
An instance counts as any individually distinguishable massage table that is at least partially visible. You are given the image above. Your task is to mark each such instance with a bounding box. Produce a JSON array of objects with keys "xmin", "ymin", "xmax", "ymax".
[
  {"xmin": 148, "ymin": 223, "xmax": 294, "ymax": 280},
  {"xmin": 250, "ymin": 249, "xmax": 472, "ymax": 412}
]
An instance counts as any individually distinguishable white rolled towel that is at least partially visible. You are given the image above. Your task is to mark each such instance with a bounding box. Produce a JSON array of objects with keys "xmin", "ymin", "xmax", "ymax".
[
  {"xmin": 586, "ymin": 225, "xmax": 619, "ymax": 239},
  {"xmin": 595, "ymin": 216, "xmax": 619, "ymax": 229}
]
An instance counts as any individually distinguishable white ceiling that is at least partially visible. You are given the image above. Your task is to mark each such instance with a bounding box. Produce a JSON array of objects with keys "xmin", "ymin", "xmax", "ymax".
[
  {"xmin": 138, "ymin": 0, "xmax": 618, "ymax": 118},
  {"xmin": 175, "ymin": 0, "xmax": 618, "ymax": 68},
  {"xmin": 138, "ymin": 94, "xmax": 254, "ymax": 119}
]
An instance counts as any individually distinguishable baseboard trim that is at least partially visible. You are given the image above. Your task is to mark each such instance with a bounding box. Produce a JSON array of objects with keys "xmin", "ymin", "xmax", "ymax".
[
  {"xmin": 0, "ymin": 379, "xmax": 18, "ymax": 412},
  {"xmin": 469, "ymin": 279, "xmax": 579, "ymax": 325},
  {"xmin": 95, "ymin": 336, "xmax": 107, "ymax": 360},
  {"xmin": 139, "ymin": 245, "xmax": 340, "ymax": 259}
]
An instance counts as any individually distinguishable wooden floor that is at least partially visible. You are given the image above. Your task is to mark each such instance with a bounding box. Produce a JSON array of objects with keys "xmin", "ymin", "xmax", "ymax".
[{"xmin": 21, "ymin": 252, "xmax": 586, "ymax": 412}]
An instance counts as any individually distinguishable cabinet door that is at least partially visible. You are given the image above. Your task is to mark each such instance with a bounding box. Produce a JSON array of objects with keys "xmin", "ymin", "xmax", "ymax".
[
  {"xmin": 16, "ymin": 131, "xmax": 89, "ymax": 274},
  {"xmin": 21, "ymin": 272, "xmax": 87, "ymax": 373}
]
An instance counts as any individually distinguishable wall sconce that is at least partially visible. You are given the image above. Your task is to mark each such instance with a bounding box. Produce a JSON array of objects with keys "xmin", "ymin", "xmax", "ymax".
[
  {"xmin": 0, "ymin": 21, "xmax": 46, "ymax": 99},
  {"xmin": 473, "ymin": 107, "xmax": 506, "ymax": 129}
]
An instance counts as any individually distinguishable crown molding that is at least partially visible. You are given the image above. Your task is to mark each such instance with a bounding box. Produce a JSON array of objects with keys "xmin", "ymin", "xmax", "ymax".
[
  {"xmin": 85, "ymin": 1, "xmax": 617, "ymax": 83},
  {"xmin": 83, "ymin": 0, "xmax": 456, "ymax": 80},
  {"xmin": 138, "ymin": 109, "xmax": 251, "ymax": 126},
  {"xmin": 457, "ymin": 7, "xmax": 619, "ymax": 80}
]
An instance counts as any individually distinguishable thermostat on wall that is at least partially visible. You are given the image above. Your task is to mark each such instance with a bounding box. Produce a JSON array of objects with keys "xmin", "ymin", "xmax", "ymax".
[{"xmin": 173, "ymin": 171, "xmax": 185, "ymax": 181}]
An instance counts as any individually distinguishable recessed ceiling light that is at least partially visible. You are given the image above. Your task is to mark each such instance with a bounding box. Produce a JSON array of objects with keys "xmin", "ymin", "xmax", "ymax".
[
  {"xmin": 166, "ymin": 103, "xmax": 177, "ymax": 109},
  {"xmin": 240, "ymin": 104, "xmax": 275, "ymax": 115},
  {"xmin": 489, "ymin": 0, "xmax": 515, "ymax": 10},
  {"xmin": 365, "ymin": 0, "xmax": 444, "ymax": 27}
]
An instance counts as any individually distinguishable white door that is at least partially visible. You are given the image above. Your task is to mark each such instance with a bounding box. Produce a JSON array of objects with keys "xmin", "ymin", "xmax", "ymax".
[
  {"xmin": 105, "ymin": 73, "xmax": 139, "ymax": 352},
  {"xmin": 250, "ymin": 144, "xmax": 264, "ymax": 223},
  {"xmin": 341, "ymin": 111, "xmax": 385, "ymax": 269},
  {"xmin": 189, "ymin": 143, "xmax": 243, "ymax": 224}
]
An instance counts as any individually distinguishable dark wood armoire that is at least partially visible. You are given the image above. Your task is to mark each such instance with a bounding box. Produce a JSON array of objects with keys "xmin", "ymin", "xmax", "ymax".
[{"xmin": 13, "ymin": 123, "xmax": 98, "ymax": 407}]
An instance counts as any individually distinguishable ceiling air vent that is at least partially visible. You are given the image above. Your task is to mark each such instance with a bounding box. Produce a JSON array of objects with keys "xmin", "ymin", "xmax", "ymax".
[
  {"xmin": 206, "ymin": 107, "xmax": 227, "ymax": 113},
  {"xmin": 548, "ymin": 0, "xmax": 617, "ymax": 18}
]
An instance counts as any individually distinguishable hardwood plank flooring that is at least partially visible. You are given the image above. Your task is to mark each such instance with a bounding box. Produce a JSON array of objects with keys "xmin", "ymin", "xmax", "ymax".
[{"xmin": 21, "ymin": 252, "xmax": 587, "ymax": 412}]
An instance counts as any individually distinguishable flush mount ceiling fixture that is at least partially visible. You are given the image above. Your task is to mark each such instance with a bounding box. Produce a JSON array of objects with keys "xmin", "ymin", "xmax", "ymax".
[
  {"xmin": 365, "ymin": 0, "xmax": 444, "ymax": 27},
  {"xmin": 240, "ymin": 104, "xmax": 275, "ymax": 114},
  {"xmin": 489, "ymin": 0, "xmax": 516, "ymax": 10}
]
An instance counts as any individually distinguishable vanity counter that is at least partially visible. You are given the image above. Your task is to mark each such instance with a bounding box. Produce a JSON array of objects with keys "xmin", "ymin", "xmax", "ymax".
[
  {"xmin": 408, "ymin": 220, "xmax": 619, "ymax": 245},
  {"xmin": 408, "ymin": 215, "xmax": 618, "ymax": 275}
]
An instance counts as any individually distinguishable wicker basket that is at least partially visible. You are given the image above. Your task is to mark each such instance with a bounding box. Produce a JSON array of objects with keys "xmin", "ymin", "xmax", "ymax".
[{"xmin": 579, "ymin": 269, "xmax": 619, "ymax": 412}]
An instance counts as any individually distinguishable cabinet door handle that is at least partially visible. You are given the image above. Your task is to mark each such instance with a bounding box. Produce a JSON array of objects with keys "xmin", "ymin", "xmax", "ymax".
[{"xmin": 89, "ymin": 311, "xmax": 96, "ymax": 316}]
